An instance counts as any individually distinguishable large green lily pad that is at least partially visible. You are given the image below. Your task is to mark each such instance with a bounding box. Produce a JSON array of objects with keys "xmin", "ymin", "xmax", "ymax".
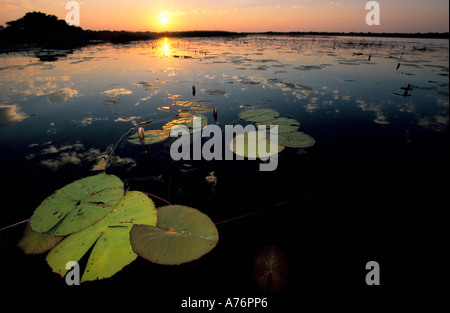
[
  {"xmin": 128, "ymin": 129, "xmax": 170, "ymax": 145},
  {"xmin": 46, "ymin": 191, "xmax": 157, "ymax": 282},
  {"xmin": 230, "ymin": 130, "xmax": 285, "ymax": 158},
  {"xmin": 278, "ymin": 132, "xmax": 316, "ymax": 148},
  {"xmin": 31, "ymin": 174, "xmax": 124, "ymax": 236},
  {"xmin": 239, "ymin": 108, "xmax": 280, "ymax": 123},
  {"xmin": 130, "ymin": 205, "xmax": 218, "ymax": 265},
  {"xmin": 17, "ymin": 221, "xmax": 64, "ymax": 255}
]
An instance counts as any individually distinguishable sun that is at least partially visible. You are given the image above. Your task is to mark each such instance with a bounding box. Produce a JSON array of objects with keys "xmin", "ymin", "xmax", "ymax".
[{"xmin": 159, "ymin": 12, "xmax": 169, "ymax": 25}]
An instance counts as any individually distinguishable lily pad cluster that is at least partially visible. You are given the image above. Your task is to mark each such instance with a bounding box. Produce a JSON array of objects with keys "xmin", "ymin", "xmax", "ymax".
[
  {"xmin": 128, "ymin": 111, "xmax": 208, "ymax": 146},
  {"xmin": 235, "ymin": 108, "xmax": 316, "ymax": 152},
  {"xmin": 19, "ymin": 173, "xmax": 218, "ymax": 283}
]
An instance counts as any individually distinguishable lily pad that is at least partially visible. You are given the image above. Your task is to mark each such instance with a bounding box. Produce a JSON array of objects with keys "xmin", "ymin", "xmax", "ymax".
[
  {"xmin": 31, "ymin": 174, "xmax": 124, "ymax": 236},
  {"xmin": 90, "ymin": 157, "xmax": 107, "ymax": 171},
  {"xmin": 46, "ymin": 191, "xmax": 157, "ymax": 282},
  {"xmin": 205, "ymin": 89, "xmax": 226, "ymax": 95},
  {"xmin": 17, "ymin": 221, "xmax": 64, "ymax": 255},
  {"xmin": 190, "ymin": 106, "xmax": 213, "ymax": 113},
  {"xmin": 103, "ymin": 98, "xmax": 122, "ymax": 105},
  {"xmin": 128, "ymin": 129, "xmax": 170, "ymax": 145},
  {"xmin": 257, "ymin": 117, "xmax": 300, "ymax": 133},
  {"xmin": 174, "ymin": 100, "xmax": 213, "ymax": 107},
  {"xmin": 130, "ymin": 205, "xmax": 218, "ymax": 265},
  {"xmin": 239, "ymin": 108, "xmax": 280, "ymax": 123},
  {"xmin": 162, "ymin": 112, "xmax": 207, "ymax": 134},
  {"xmin": 254, "ymin": 246, "xmax": 288, "ymax": 293},
  {"xmin": 278, "ymin": 132, "xmax": 315, "ymax": 148},
  {"xmin": 230, "ymin": 130, "xmax": 285, "ymax": 158}
]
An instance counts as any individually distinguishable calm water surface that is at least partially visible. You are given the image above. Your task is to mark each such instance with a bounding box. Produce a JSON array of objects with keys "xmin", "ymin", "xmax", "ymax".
[{"xmin": 0, "ymin": 36, "xmax": 448, "ymax": 292}]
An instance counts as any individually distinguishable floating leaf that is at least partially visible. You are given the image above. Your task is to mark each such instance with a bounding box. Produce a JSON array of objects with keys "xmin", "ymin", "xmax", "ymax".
[
  {"xmin": 230, "ymin": 130, "xmax": 284, "ymax": 158},
  {"xmin": 136, "ymin": 81, "xmax": 159, "ymax": 90},
  {"xmin": 278, "ymin": 132, "xmax": 315, "ymax": 148},
  {"xmin": 90, "ymin": 157, "xmax": 107, "ymax": 171},
  {"xmin": 158, "ymin": 106, "xmax": 170, "ymax": 111},
  {"xmin": 162, "ymin": 112, "xmax": 207, "ymax": 134},
  {"xmin": 294, "ymin": 65, "xmax": 325, "ymax": 71},
  {"xmin": 239, "ymin": 108, "xmax": 280, "ymax": 123},
  {"xmin": 17, "ymin": 221, "xmax": 64, "ymax": 255},
  {"xmin": 30, "ymin": 174, "xmax": 124, "ymax": 236},
  {"xmin": 257, "ymin": 117, "xmax": 300, "ymax": 134},
  {"xmin": 130, "ymin": 205, "xmax": 218, "ymax": 265},
  {"xmin": 174, "ymin": 100, "xmax": 213, "ymax": 107},
  {"xmin": 46, "ymin": 191, "xmax": 157, "ymax": 282},
  {"xmin": 128, "ymin": 129, "xmax": 170, "ymax": 145},
  {"xmin": 254, "ymin": 246, "xmax": 288, "ymax": 293},
  {"xmin": 103, "ymin": 98, "xmax": 122, "ymax": 105},
  {"xmin": 190, "ymin": 106, "xmax": 213, "ymax": 113},
  {"xmin": 205, "ymin": 172, "xmax": 217, "ymax": 186},
  {"xmin": 205, "ymin": 89, "xmax": 226, "ymax": 95}
]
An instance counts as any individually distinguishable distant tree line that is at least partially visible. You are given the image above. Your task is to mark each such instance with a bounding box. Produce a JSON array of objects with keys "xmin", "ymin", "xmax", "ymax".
[
  {"xmin": 0, "ymin": 12, "xmax": 242, "ymax": 49},
  {"xmin": 0, "ymin": 11, "xmax": 448, "ymax": 50}
]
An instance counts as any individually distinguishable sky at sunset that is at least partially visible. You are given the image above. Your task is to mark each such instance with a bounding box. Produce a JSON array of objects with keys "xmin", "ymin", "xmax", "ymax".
[{"xmin": 0, "ymin": 0, "xmax": 448, "ymax": 33}]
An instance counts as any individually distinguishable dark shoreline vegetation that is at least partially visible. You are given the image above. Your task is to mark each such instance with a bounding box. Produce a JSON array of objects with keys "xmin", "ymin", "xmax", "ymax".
[{"xmin": 0, "ymin": 11, "xmax": 448, "ymax": 53}]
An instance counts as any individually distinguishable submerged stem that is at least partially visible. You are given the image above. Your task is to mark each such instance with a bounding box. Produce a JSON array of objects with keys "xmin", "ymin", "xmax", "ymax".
[
  {"xmin": 0, "ymin": 219, "xmax": 30, "ymax": 232},
  {"xmin": 104, "ymin": 128, "xmax": 134, "ymax": 173}
]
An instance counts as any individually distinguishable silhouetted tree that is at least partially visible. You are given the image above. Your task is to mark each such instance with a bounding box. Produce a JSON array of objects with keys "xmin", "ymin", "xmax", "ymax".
[{"xmin": 0, "ymin": 11, "xmax": 84, "ymax": 46}]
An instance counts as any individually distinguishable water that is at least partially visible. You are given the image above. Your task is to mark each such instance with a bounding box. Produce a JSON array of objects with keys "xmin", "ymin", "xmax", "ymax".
[{"xmin": 0, "ymin": 36, "xmax": 449, "ymax": 292}]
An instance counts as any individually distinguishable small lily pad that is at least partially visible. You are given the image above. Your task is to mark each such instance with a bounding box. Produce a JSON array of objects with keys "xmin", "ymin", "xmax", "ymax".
[
  {"xmin": 278, "ymin": 132, "xmax": 315, "ymax": 148},
  {"xmin": 174, "ymin": 100, "xmax": 213, "ymax": 107},
  {"xmin": 254, "ymin": 246, "xmax": 288, "ymax": 293},
  {"xmin": 190, "ymin": 106, "xmax": 213, "ymax": 113},
  {"xmin": 205, "ymin": 89, "xmax": 226, "ymax": 95},
  {"xmin": 90, "ymin": 157, "xmax": 108, "ymax": 171},
  {"xmin": 162, "ymin": 112, "xmax": 207, "ymax": 134},
  {"xmin": 103, "ymin": 98, "xmax": 122, "ymax": 105}
]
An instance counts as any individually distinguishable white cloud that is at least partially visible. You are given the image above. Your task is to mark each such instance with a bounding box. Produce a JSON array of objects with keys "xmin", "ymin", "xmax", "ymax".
[
  {"xmin": 100, "ymin": 88, "xmax": 133, "ymax": 97},
  {"xmin": 0, "ymin": 104, "xmax": 27, "ymax": 126}
]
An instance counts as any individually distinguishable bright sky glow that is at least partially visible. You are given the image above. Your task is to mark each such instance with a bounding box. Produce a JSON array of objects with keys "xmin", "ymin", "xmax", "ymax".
[{"xmin": 0, "ymin": 0, "xmax": 448, "ymax": 33}]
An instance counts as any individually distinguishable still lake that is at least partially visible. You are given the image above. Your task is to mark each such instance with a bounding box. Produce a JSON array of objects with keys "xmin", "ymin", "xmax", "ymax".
[{"xmin": 0, "ymin": 35, "xmax": 449, "ymax": 292}]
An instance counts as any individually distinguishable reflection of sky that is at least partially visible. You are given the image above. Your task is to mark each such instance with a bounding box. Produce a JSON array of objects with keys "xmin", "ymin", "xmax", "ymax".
[{"xmin": 0, "ymin": 36, "xmax": 448, "ymax": 170}]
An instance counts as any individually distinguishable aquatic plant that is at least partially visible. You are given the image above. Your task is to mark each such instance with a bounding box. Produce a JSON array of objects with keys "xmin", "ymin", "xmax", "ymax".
[
  {"xmin": 254, "ymin": 246, "xmax": 288, "ymax": 293},
  {"xmin": 18, "ymin": 173, "xmax": 218, "ymax": 282},
  {"xmin": 237, "ymin": 108, "xmax": 316, "ymax": 152}
]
